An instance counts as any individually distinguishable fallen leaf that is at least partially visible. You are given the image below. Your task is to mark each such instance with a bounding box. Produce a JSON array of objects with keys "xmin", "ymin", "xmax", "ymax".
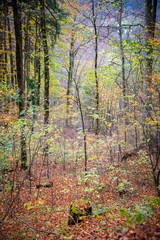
[
  {"xmin": 119, "ymin": 237, "xmax": 128, "ymax": 240},
  {"xmin": 121, "ymin": 227, "xmax": 129, "ymax": 235}
]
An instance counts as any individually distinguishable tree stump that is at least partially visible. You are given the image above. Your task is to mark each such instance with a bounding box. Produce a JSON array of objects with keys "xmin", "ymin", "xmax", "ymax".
[{"xmin": 68, "ymin": 200, "xmax": 92, "ymax": 225}]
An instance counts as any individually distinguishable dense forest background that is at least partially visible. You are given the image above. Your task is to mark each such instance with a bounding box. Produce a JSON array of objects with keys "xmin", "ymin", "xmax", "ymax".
[{"xmin": 0, "ymin": 0, "xmax": 160, "ymax": 239}]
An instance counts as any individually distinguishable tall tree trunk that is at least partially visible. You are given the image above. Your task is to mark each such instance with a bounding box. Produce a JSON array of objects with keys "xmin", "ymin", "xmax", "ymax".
[
  {"xmin": 40, "ymin": 0, "xmax": 49, "ymax": 126},
  {"xmin": 24, "ymin": 15, "xmax": 31, "ymax": 109},
  {"xmin": 40, "ymin": 0, "xmax": 50, "ymax": 177},
  {"xmin": 12, "ymin": 0, "xmax": 27, "ymax": 170},
  {"xmin": 74, "ymin": 80, "xmax": 88, "ymax": 172},
  {"xmin": 36, "ymin": 20, "xmax": 41, "ymax": 107},
  {"xmin": 66, "ymin": 27, "xmax": 75, "ymax": 128},
  {"xmin": 7, "ymin": 17, "xmax": 14, "ymax": 88},
  {"xmin": 0, "ymin": 2, "xmax": 4, "ymax": 111},
  {"xmin": 144, "ymin": 0, "xmax": 157, "ymax": 122},
  {"xmin": 144, "ymin": 0, "xmax": 158, "ymax": 195},
  {"xmin": 37, "ymin": 46, "xmax": 41, "ymax": 107},
  {"xmin": 145, "ymin": 0, "xmax": 157, "ymax": 86},
  {"xmin": 3, "ymin": 0, "xmax": 9, "ymax": 90},
  {"xmin": 32, "ymin": 15, "xmax": 38, "ymax": 123},
  {"xmin": 91, "ymin": 0, "xmax": 99, "ymax": 135},
  {"xmin": 0, "ymin": 7, "xmax": 5, "ymax": 84},
  {"xmin": 119, "ymin": 0, "xmax": 127, "ymax": 144}
]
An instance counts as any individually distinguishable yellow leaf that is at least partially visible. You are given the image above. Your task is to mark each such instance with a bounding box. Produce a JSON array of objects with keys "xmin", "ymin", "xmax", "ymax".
[
  {"xmin": 27, "ymin": 205, "xmax": 35, "ymax": 210},
  {"xmin": 119, "ymin": 184, "xmax": 124, "ymax": 187}
]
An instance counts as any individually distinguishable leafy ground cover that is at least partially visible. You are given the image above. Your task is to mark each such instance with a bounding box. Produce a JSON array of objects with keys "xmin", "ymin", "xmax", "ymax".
[{"xmin": 0, "ymin": 116, "xmax": 160, "ymax": 240}]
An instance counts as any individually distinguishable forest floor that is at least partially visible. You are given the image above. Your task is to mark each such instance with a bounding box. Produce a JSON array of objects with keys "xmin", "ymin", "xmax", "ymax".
[{"xmin": 0, "ymin": 124, "xmax": 160, "ymax": 240}]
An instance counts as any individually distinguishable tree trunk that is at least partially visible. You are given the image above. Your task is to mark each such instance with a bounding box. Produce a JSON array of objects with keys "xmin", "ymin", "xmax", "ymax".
[
  {"xmin": 91, "ymin": 0, "xmax": 99, "ymax": 135},
  {"xmin": 12, "ymin": 0, "xmax": 27, "ymax": 170},
  {"xmin": 119, "ymin": 0, "xmax": 127, "ymax": 144},
  {"xmin": 7, "ymin": 16, "xmax": 14, "ymax": 88},
  {"xmin": 3, "ymin": 0, "xmax": 10, "ymax": 92},
  {"xmin": 77, "ymin": 85, "xmax": 88, "ymax": 172},
  {"xmin": 0, "ymin": 6, "xmax": 5, "ymax": 85},
  {"xmin": 66, "ymin": 27, "xmax": 75, "ymax": 128},
  {"xmin": 37, "ymin": 46, "xmax": 41, "ymax": 107},
  {"xmin": 24, "ymin": 15, "xmax": 31, "ymax": 109},
  {"xmin": 40, "ymin": 0, "xmax": 49, "ymax": 126},
  {"xmin": 40, "ymin": 0, "xmax": 50, "ymax": 177},
  {"xmin": 144, "ymin": 0, "xmax": 157, "ymax": 107},
  {"xmin": 145, "ymin": 0, "xmax": 157, "ymax": 83}
]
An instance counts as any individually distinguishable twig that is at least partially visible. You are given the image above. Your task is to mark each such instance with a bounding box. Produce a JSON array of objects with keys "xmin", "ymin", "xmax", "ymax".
[
  {"xmin": 0, "ymin": 138, "xmax": 45, "ymax": 223},
  {"xmin": 1, "ymin": 200, "xmax": 58, "ymax": 237},
  {"xmin": 68, "ymin": 214, "xmax": 95, "ymax": 239}
]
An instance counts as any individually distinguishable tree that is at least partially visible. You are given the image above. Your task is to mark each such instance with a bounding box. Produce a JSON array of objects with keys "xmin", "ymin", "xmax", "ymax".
[
  {"xmin": 91, "ymin": 0, "xmax": 99, "ymax": 135},
  {"xmin": 66, "ymin": 19, "xmax": 76, "ymax": 128},
  {"xmin": 7, "ymin": 9, "xmax": 14, "ymax": 89},
  {"xmin": 144, "ymin": 0, "xmax": 159, "ymax": 194},
  {"xmin": 118, "ymin": 0, "xmax": 128, "ymax": 144},
  {"xmin": 12, "ymin": 0, "xmax": 27, "ymax": 170},
  {"xmin": 40, "ymin": 0, "xmax": 50, "ymax": 175},
  {"xmin": 145, "ymin": 0, "xmax": 157, "ymax": 83}
]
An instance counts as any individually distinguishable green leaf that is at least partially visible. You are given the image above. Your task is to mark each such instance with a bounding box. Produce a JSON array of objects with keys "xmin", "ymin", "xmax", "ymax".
[
  {"xmin": 120, "ymin": 209, "xmax": 127, "ymax": 217},
  {"xmin": 94, "ymin": 227, "xmax": 106, "ymax": 232},
  {"xmin": 34, "ymin": 193, "xmax": 38, "ymax": 198},
  {"xmin": 136, "ymin": 213, "xmax": 143, "ymax": 223},
  {"xmin": 93, "ymin": 208, "xmax": 106, "ymax": 215},
  {"xmin": 64, "ymin": 235, "xmax": 74, "ymax": 239}
]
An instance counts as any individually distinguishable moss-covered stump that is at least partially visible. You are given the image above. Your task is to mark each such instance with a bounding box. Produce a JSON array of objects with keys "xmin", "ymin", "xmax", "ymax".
[{"xmin": 68, "ymin": 200, "xmax": 92, "ymax": 225}]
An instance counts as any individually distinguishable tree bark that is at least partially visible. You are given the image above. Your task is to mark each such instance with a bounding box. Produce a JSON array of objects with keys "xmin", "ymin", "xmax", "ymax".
[
  {"xmin": 119, "ymin": 0, "xmax": 127, "ymax": 144},
  {"xmin": 7, "ymin": 16, "xmax": 14, "ymax": 88},
  {"xmin": 0, "ymin": 5, "xmax": 5, "ymax": 85},
  {"xmin": 37, "ymin": 46, "xmax": 41, "ymax": 107},
  {"xmin": 12, "ymin": 0, "xmax": 27, "ymax": 170},
  {"xmin": 66, "ymin": 27, "xmax": 75, "ymax": 128},
  {"xmin": 3, "ymin": 0, "xmax": 10, "ymax": 91},
  {"xmin": 91, "ymin": 0, "xmax": 99, "ymax": 135},
  {"xmin": 40, "ymin": 0, "xmax": 50, "ymax": 177},
  {"xmin": 40, "ymin": 0, "xmax": 49, "ymax": 127},
  {"xmin": 145, "ymin": 0, "xmax": 157, "ymax": 84}
]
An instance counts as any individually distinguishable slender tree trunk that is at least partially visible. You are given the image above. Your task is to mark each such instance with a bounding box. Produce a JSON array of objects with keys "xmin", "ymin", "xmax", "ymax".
[
  {"xmin": 40, "ymin": 0, "xmax": 50, "ymax": 177},
  {"xmin": 32, "ymin": 15, "xmax": 38, "ymax": 123},
  {"xmin": 3, "ymin": 0, "xmax": 9, "ymax": 91},
  {"xmin": 119, "ymin": 0, "xmax": 127, "ymax": 144},
  {"xmin": 0, "ymin": 9, "xmax": 5, "ymax": 85},
  {"xmin": 24, "ymin": 15, "xmax": 31, "ymax": 109},
  {"xmin": 66, "ymin": 28, "xmax": 75, "ymax": 128},
  {"xmin": 0, "ymin": 3, "xmax": 4, "ymax": 111},
  {"xmin": 75, "ymin": 81, "xmax": 87, "ymax": 172},
  {"xmin": 12, "ymin": 0, "xmax": 27, "ymax": 170},
  {"xmin": 37, "ymin": 46, "xmax": 41, "ymax": 107},
  {"xmin": 91, "ymin": 0, "xmax": 99, "ymax": 135},
  {"xmin": 7, "ymin": 17, "xmax": 14, "ymax": 88},
  {"xmin": 40, "ymin": 0, "xmax": 49, "ymax": 126}
]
